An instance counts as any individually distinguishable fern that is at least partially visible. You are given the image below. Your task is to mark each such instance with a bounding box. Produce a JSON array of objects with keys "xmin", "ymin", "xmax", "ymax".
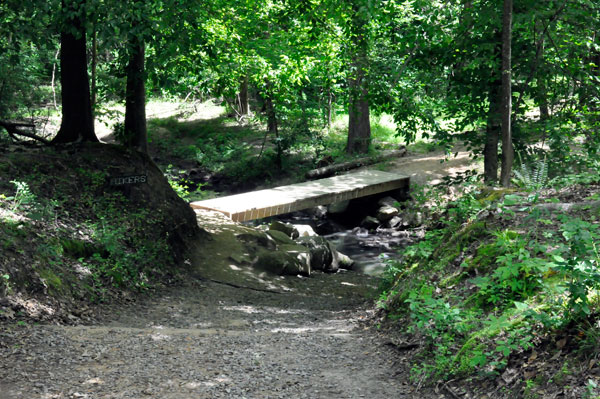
[{"xmin": 513, "ymin": 156, "xmax": 548, "ymax": 191}]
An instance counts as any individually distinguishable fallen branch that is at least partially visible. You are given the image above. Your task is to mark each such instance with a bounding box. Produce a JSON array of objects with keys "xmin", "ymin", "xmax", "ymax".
[
  {"xmin": 306, "ymin": 148, "xmax": 407, "ymax": 179},
  {"xmin": 507, "ymin": 200, "xmax": 600, "ymax": 213},
  {"xmin": 0, "ymin": 121, "xmax": 50, "ymax": 145}
]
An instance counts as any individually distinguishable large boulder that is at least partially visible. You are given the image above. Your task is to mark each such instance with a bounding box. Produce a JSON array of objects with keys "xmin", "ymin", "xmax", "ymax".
[
  {"xmin": 256, "ymin": 244, "xmax": 311, "ymax": 276},
  {"xmin": 266, "ymin": 229, "xmax": 296, "ymax": 245},
  {"xmin": 269, "ymin": 221, "xmax": 298, "ymax": 239},
  {"xmin": 236, "ymin": 230, "xmax": 277, "ymax": 250}
]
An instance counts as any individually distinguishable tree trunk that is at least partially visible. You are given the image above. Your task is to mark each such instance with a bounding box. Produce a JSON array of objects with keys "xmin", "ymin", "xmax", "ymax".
[
  {"xmin": 91, "ymin": 24, "xmax": 98, "ymax": 114},
  {"xmin": 537, "ymin": 38, "xmax": 549, "ymax": 121},
  {"xmin": 346, "ymin": 3, "xmax": 371, "ymax": 155},
  {"xmin": 327, "ymin": 87, "xmax": 333, "ymax": 128},
  {"xmin": 265, "ymin": 89, "xmax": 278, "ymax": 135},
  {"xmin": 263, "ymin": 84, "xmax": 281, "ymax": 169},
  {"xmin": 239, "ymin": 76, "xmax": 249, "ymax": 116},
  {"xmin": 500, "ymin": 0, "xmax": 514, "ymax": 187},
  {"xmin": 484, "ymin": 79, "xmax": 501, "ymax": 184},
  {"xmin": 53, "ymin": 0, "xmax": 97, "ymax": 144},
  {"xmin": 124, "ymin": 35, "xmax": 147, "ymax": 153}
]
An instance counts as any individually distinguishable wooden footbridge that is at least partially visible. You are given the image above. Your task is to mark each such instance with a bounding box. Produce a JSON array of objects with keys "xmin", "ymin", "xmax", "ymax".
[{"xmin": 190, "ymin": 170, "xmax": 409, "ymax": 222}]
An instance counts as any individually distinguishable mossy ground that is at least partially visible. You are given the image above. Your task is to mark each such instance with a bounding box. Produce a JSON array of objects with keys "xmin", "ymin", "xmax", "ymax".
[{"xmin": 0, "ymin": 143, "xmax": 199, "ymax": 323}]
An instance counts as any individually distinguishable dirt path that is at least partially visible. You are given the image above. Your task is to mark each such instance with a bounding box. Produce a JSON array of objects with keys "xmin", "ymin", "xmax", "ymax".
[{"xmin": 0, "ymin": 272, "xmax": 421, "ymax": 399}]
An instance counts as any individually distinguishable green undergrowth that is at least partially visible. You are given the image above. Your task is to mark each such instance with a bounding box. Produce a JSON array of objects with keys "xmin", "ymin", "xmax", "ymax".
[
  {"xmin": 146, "ymin": 114, "xmax": 315, "ymax": 189},
  {"xmin": 379, "ymin": 166, "xmax": 600, "ymax": 395},
  {"xmin": 146, "ymin": 109, "xmax": 417, "ymax": 195},
  {"xmin": 0, "ymin": 146, "xmax": 193, "ymax": 308}
]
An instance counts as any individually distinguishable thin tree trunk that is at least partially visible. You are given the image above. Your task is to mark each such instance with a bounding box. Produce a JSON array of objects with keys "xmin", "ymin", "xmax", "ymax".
[
  {"xmin": 264, "ymin": 83, "xmax": 281, "ymax": 169},
  {"xmin": 124, "ymin": 36, "xmax": 147, "ymax": 153},
  {"xmin": 500, "ymin": 0, "xmax": 514, "ymax": 187},
  {"xmin": 484, "ymin": 80, "xmax": 501, "ymax": 183},
  {"xmin": 265, "ymin": 86, "xmax": 278, "ymax": 134},
  {"xmin": 91, "ymin": 24, "xmax": 98, "ymax": 114},
  {"xmin": 239, "ymin": 76, "xmax": 249, "ymax": 116},
  {"xmin": 53, "ymin": 0, "xmax": 97, "ymax": 144},
  {"xmin": 327, "ymin": 87, "xmax": 333, "ymax": 128},
  {"xmin": 51, "ymin": 48, "xmax": 60, "ymax": 111}
]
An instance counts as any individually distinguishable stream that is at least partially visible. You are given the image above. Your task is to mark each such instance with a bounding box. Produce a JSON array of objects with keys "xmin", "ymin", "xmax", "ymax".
[{"xmin": 276, "ymin": 210, "xmax": 415, "ymax": 277}]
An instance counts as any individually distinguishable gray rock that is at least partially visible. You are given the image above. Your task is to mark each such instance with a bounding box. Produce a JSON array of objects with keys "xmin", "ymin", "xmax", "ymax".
[
  {"xmin": 256, "ymin": 244, "xmax": 311, "ymax": 276},
  {"xmin": 327, "ymin": 200, "xmax": 349, "ymax": 214},
  {"xmin": 387, "ymin": 216, "xmax": 402, "ymax": 229},
  {"xmin": 332, "ymin": 250, "xmax": 354, "ymax": 270},
  {"xmin": 267, "ymin": 230, "xmax": 297, "ymax": 245},
  {"xmin": 293, "ymin": 224, "xmax": 317, "ymax": 237},
  {"xmin": 296, "ymin": 236, "xmax": 334, "ymax": 272},
  {"xmin": 351, "ymin": 227, "xmax": 369, "ymax": 237},
  {"xmin": 398, "ymin": 210, "xmax": 424, "ymax": 227},
  {"xmin": 376, "ymin": 205, "xmax": 399, "ymax": 222},
  {"xmin": 269, "ymin": 221, "xmax": 298, "ymax": 239},
  {"xmin": 236, "ymin": 231, "xmax": 276, "ymax": 250},
  {"xmin": 360, "ymin": 216, "xmax": 380, "ymax": 230},
  {"xmin": 306, "ymin": 206, "xmax": 328, "ymax": 219},
  {"xmin": 377, "ymin": 196, "xmax": 398, "ymax": 207}
]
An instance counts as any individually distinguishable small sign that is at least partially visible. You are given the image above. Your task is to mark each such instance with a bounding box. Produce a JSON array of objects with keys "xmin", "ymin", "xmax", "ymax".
[{"xmin": 109, "ymin": 175, "xmax": 147, "ymax": 186}]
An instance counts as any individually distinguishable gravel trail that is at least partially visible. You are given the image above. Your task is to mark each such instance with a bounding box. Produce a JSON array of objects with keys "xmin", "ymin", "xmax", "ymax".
[{"xmin": 0, "ymin": 272, "xmax": 418, "ymax": 399}]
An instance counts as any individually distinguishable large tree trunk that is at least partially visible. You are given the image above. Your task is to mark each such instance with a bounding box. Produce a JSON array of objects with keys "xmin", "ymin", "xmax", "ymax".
[
  {"xmin": 346, "ymin": 3, "xmax": 371, "ymax": 155},
  {"xmin": 124, "ymin": 36, "xmax": 147, "ymax": 153},
  {"xmin": 53, "ymin": 0, "xmax": 97, "ymax": 144},
  {"xmin": 347, "ymin": 63, "xmax": 371, "ymax": 154},
  {"xmin": 500, "ymin": 0, "xmax": 514, "ymax": 187}
]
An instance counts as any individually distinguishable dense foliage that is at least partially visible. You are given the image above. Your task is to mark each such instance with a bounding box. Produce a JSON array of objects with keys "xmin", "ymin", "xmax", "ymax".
[{"xmin": 1, "ymin": 0, "xmax": 596, "ymax": 172}]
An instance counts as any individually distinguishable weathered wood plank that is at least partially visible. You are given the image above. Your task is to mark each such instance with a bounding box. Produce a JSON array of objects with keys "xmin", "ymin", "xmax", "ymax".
[{"xmin": 190, "ymin": 170, "xmax": 409, "ymax": 222}]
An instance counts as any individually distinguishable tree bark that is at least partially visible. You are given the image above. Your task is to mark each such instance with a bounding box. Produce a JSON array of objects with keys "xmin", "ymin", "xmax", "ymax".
[
  {"xmin": 91, "ymin": 24, "xmax": 98, "ymax": 113},
  {"xmin": 327, "ymin": 87, "xmax": 333, "ymax": 128},
  {"xmin": 500, "ymin": 0, "xmax": 514, "ymax": 187},
  {"xmin": 239, "ymin": 76, "xmax": 249, "ymax": 116},
  {"xmin": 484, "ymin": 79, "xmax": 501, "ymax": 183},
  {"xmin": 124, "ymin": 35, "xmax": 147, "ymax": 153},
  {"xmin": 346, "ymin": 1, "xmax": 371, "ymax": 155},
  {"xmin": 306, "ymin": 148, "xmax": 407, "ymax": 179},
  {"xmin": 53, "ymin": 0, "xmax": 97, "ymax": 144}
]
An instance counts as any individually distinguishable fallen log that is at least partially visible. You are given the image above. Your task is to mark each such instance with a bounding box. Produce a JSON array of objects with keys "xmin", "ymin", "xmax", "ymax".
[
  {"xmin": 0, "ymin": 121, "xmax": 50, "ymax": 145},
  {"xmin": 306, "ymin": 147, "xmax": 407, "ymax": 179}
]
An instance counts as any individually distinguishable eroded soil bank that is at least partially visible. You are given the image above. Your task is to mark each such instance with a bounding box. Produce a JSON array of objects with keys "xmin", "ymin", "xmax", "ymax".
[{"xmin": 0, "ymin": 272, "xmax": 426, "ymax": 399}]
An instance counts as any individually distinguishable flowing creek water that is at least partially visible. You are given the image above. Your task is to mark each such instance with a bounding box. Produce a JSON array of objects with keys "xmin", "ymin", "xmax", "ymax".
[{"xmin": 275, "ymin": 211, "xmax": 415, "ymax": 277}]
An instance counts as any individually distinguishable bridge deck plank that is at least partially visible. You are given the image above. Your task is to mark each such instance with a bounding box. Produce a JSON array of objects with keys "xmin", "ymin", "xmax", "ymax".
[{"xmin": 190, "ymin": 170, "xmax": 409, "ymax": 222}]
